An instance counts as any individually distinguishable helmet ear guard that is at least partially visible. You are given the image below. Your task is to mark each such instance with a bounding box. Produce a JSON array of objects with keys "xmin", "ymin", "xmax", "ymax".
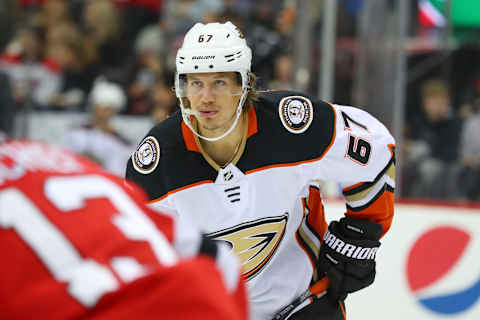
[{"xmin": 174, "ymin": 21, "xmax": 253, "ymax": 142}]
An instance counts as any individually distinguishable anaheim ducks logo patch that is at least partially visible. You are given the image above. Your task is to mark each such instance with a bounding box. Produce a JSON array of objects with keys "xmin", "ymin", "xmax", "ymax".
[
  {"xmin": 278, "ymin": 96, "xmax": 313, "ymax": 134},
  {"xmin": 208, "ymin": 214, "xmax": 288, "ymax": 280},
  {"xmin": 132, "ymin": 136, "xmax": 160, "ymax": 174}
]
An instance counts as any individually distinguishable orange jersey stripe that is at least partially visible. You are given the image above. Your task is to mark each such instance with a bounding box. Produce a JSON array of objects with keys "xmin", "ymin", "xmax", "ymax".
[
  {"xmin": 342, "ymin": 181, "xmax": 366, "ymax": 193},
  {"xmin": 306, "ymin": 186, "xmax": 328, "ymax": 240},
  {"xmin": 345, "ymin": 189, "xmax": 394, "ymax": 237}
]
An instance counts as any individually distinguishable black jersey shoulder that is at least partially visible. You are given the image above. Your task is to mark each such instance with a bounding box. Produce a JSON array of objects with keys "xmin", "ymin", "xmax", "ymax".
[
  {"xmin": 256, "ymin": 90, "xmax": 317, "ymax": 110},
  {"xmin": 237, "ymin": 90, "xmax": 336, "ymax": 171},
  {"xmin": 125, "ymin": 111, "xmax": 217, "ymax": 200}
]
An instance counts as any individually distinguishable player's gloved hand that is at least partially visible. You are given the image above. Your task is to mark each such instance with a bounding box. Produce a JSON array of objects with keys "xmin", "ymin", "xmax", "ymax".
[{"xmin": 318, "ymin": 217, "xmax": 383, "ymax": 302}]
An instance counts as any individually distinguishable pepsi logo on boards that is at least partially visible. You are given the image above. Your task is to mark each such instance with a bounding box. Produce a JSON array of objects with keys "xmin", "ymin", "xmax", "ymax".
[{"xmin": 406, "ymin": 226, "xmax": 480, "ymax": 315}]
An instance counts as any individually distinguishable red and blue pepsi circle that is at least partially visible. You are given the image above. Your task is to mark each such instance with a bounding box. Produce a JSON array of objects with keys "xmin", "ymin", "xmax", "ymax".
[{"xmin": 406, "ymin": 226, "xmax": 480, "ymax": 315}]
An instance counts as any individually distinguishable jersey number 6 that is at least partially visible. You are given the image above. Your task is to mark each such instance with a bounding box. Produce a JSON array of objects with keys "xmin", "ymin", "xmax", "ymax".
[{"xmin": 341, "ymin": 111, "xmax": 372, "ymax": 165}]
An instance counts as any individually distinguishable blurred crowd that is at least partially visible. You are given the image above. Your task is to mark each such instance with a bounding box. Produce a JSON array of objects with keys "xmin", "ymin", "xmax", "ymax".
[
  {"xmin": 0, "ymin": 0, "xmax": 301, "ymax": 177},
  {"xmin": 0, "ymin": 0, "xmax": 297, "ymax": 118},
  {"xmin": 0, "ymin": 0, "xmax": 478, "ymax": 202},
  {"xmin": 402, "ymin": 76, "xmax": 480, "ymax": 203}
]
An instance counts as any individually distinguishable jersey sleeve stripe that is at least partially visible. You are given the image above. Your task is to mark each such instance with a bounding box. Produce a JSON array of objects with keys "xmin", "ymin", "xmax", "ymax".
[
  {"xmin": 305, "ymin": 186, "xmax": 328, "ymax": 241},
  {"xmin": 342, "ymin": 181, "xmax": 367, "ymax": 193},
  {"xmin": 345, "ymin": 189, "xmax": 394, "ymax": 237},
  {"xmin": 342, "ymin": 157, "xmax": 395, "ymax": 196},
  {"xmin": 346, "ymin": 183, "xmax": 388, "ymax": 212},
  {"xmin": 343, "ymin": 170, "xmax": 394, "ymax": 207},
  {"xmin": 342, "ymin": 147, "xmax": 395, "ymax": 238}
]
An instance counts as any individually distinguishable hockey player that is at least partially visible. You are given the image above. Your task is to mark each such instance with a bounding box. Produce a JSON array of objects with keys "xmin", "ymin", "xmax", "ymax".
[
  {"xmin": 62, "ymin": 78, "xmax": 133, "ymax": 177},
  {"xmin": 126, "ymin": 21, "xmax": 395, "ymax": 320},
  {"xmin": 0, "ymin": 139, "xmax": 247, "ymax": 320}
]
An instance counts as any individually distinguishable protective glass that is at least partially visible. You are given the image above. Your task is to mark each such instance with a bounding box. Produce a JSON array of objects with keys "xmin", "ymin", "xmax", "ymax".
[{"xmin": 176, "ymin": 72, "xmax": 243, "ymax": 98}]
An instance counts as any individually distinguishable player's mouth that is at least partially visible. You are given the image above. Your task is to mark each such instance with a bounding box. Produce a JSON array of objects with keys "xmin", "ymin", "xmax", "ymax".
[{"xmin": 198, "ymin": 110, "xmax": 218, "ymax": 118}]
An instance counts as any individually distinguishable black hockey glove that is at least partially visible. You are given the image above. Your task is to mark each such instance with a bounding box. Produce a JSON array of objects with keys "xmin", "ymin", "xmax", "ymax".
[{"xmin": 318, "ymin": 217, "xmax": 383, "ymax": 302}]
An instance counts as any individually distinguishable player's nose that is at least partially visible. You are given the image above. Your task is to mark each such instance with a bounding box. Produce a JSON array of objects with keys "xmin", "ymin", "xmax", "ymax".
[{"xmin": 200, "ymin": 86, "xmax": 216, "ymax": 103}]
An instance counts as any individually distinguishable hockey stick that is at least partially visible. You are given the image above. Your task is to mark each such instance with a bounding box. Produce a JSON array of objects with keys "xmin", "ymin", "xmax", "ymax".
[
  {"xmin": 271, "ymin": 289, "xmax": 313, "ymax": 320},
  {"xmin": 271, "ymin": 277, "xmax": 329, "ymax": 320}
]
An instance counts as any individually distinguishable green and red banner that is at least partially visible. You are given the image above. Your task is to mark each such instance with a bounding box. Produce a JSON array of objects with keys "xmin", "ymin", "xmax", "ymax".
[
  {"xmin": 419, "ymin": 0, "xmax": 480, "ymax": 28},
  {"xmin": 418, "ymin": 0, "xmax": 446, "ymax": 27}
]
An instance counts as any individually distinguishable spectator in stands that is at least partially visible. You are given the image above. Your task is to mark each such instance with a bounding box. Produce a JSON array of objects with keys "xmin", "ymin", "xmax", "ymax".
[
  {"xmin": 403, "ymin": 79, "xmax": 463, "ymax": 200},
  {"xmin": 30, "ymin": 0, "xmax": 71, "ymax": 31},
  {"xmin": 0, "ymin": 25, "xmax": 61, "ymax": 109},
  {"xmin": 150, "ymin": 76, "xmax": 177, "ymax": 124},
  {"xmin": 0, "ymin": 0, "xmax": 19, "ymax": 51},
  {"xmin": 457, "ymin": 97, "xmax": 480, "ymax": 202},
  {"xmin": 0, "ymin": 70, "xmax": 16, "ymax": 136},
  {"xmin": 268, "ymin": 53, "xmax": 295, "ymax": 90},
  {"xmin": 82, "ymin": 0, "xmax": 124, "ymax": 69},
  {"xmin": 46, "ymin": 23, "xmax": 98, "ymax": 110},
  {"xmin": 62, "ymin": 78, "xmax": 133, "ymax": 176},
  {"xmin": 113, "ymin": 0, "xmax": 162, "ymax": 55},
  {"xmin": 243, "ymin": 3, "xmax": 291, "ymax": 88},
  {"xmin": 123, "ymin": 29, "xmax": 166, "ymax": 115},
  {"xmin": 163, "ymin": 0, "xmax": 224, "ymax": 37}
]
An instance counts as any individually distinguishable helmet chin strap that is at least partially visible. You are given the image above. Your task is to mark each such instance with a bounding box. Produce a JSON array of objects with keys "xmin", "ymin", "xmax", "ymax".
[{"xmin": 181, "ymin": 90, "xmax": 248, "ymax": 142}]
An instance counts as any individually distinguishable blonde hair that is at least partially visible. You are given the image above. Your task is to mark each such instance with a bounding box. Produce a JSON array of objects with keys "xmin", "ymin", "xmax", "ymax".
[{"xmin": 244, "ymin": 72, "xmax": 259, "ymax": 112}]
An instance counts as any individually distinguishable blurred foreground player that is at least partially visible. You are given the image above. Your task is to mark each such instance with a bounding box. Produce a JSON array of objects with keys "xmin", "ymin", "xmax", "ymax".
[{"xmin": 0, "ymin": 139, "xmax": 247, "ymax": 320}]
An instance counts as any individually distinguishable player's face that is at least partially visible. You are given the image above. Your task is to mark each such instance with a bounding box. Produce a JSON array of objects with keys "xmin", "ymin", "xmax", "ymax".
[
  {"xmin": 185, "ymin": 72, "xmax": 242, "ymax": 135},
  {"xmin": 93, "ymin": 105, "xmax": 115, "ymax": 122}
]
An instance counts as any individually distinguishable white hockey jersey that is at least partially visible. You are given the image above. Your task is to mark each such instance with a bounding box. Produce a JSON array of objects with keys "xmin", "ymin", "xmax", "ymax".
[{"xmin": 126, "ymin": 91, "xmax": 396, "ymax": 320}]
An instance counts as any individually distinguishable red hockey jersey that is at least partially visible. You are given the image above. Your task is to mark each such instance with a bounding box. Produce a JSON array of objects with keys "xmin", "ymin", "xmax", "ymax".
[{"xmin": 0, "ymin": 139, "xmax": 247, "ymax": 320}]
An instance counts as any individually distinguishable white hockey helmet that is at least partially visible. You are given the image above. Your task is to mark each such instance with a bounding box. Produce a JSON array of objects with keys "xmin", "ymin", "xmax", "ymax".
[
  {"xmin": 175, "ymin": 21, "xmax": 252, "ymax": 141},
  {"xmin": 89, "ymin": 78, "xmax": 126, "ymax": 112},
  {"xmin": 175, "ymin": 21, "xmax": 252, "ymax": 96}
]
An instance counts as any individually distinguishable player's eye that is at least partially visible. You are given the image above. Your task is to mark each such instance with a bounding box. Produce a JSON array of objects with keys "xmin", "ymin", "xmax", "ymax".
[
  {"xmin": 190, "ymin": 81, "xmax": 203, "ymax": 88},
  {"xmin": 214, "ymin": 80, "xmax": 226, "ymax": 87}
]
